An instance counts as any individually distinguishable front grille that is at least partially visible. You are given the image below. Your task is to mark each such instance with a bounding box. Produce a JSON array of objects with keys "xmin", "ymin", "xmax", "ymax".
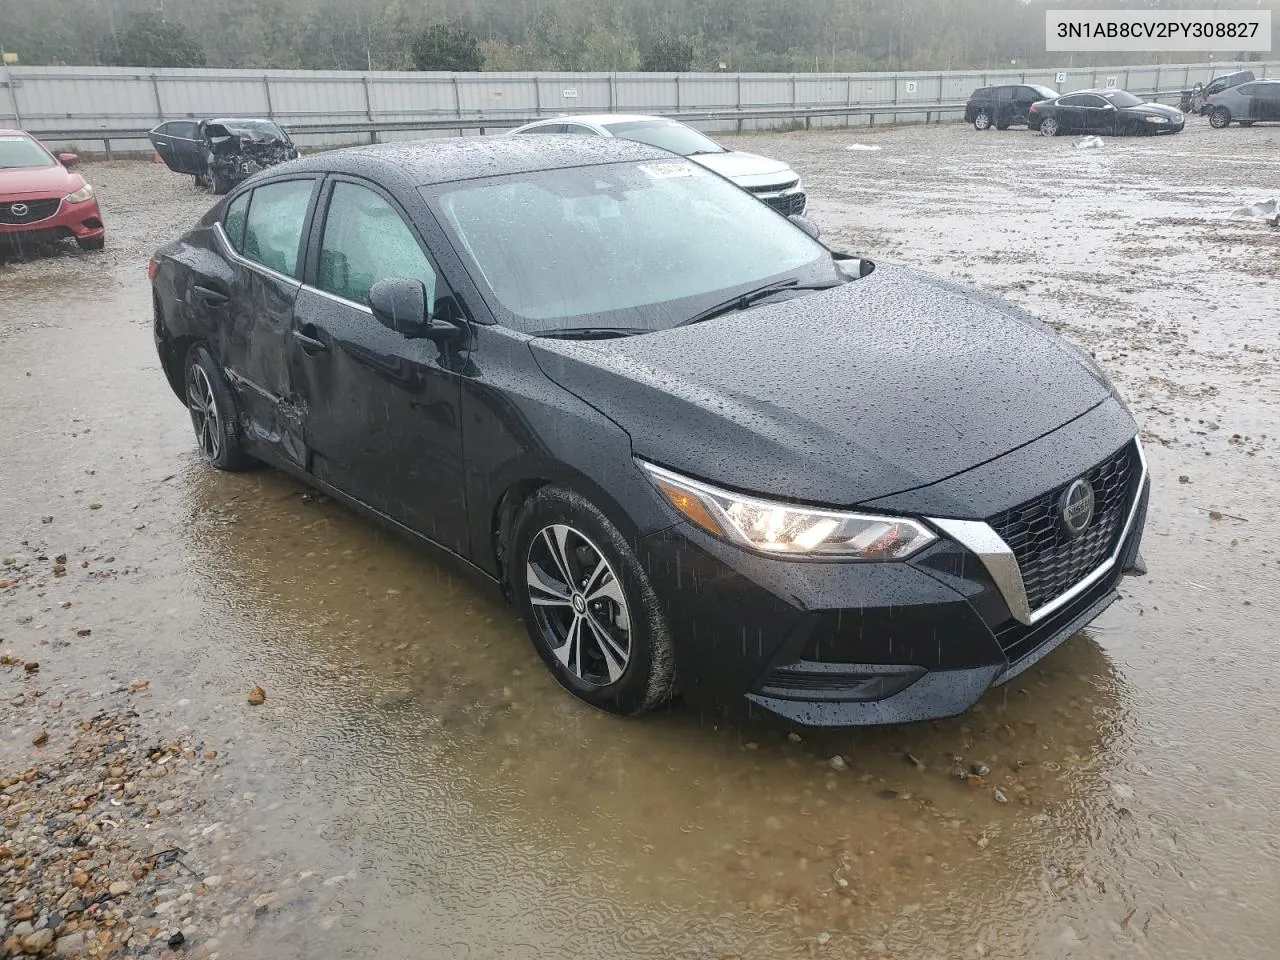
[
  {"xmin": 762, "ymin": 193, "xmax": 806, "ymax": 216},
  {"xmin": 747, "ymin": 178, "xmax": 800, "ymax": 194},
  {"xmin": 994, "ymin": 571, "xmax": 1116, "ymax": 663},
  {"xmin": 988, "ymin": 441, "xmax": 1140, "ymax": 613},
  {"xmin": 0, "ymin": 199, "xmax": 61, "ymax": 225}
]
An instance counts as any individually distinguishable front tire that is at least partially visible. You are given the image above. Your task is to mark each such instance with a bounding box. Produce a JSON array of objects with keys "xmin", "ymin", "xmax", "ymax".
[
  {"xmin": 1209, "ymin": 107, "xmax": 1232, "ymax": 129},
  {"xmin": 973, "ymin": 111, "xmax": 992, "ymax": 131},
  {"xmin": 184, "ymin": 344, "xmax": 255, "ymax": 471},
  {"xmin": 1040, "ymin": 116, "xmax": 1061, "ymax": 137},
  {"xmin": 509, "ymin": 486, "xmax": 675, "ymax": 717}
]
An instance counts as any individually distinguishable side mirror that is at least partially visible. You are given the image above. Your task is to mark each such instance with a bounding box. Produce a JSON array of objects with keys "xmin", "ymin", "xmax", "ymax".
[
  {"xmin": 58, "ymin": 152, "xmax": 79, "ymax": 167},
  {"xmin": 833, "ymin": 252, "xmax": 875, "ymax": 279},
  {"xmin": 788, "ymin": 214, "xmax": 820, "ymax": 240},
  {"xmin": 368, "ymin": 277, "xmax": 462, "ymax": 343}
]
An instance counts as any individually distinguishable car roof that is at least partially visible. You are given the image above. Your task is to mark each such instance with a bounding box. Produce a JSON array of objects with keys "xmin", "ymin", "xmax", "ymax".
[{"xmin": 281, "ymin": 135, "xmax": 672, "ymax": 187}]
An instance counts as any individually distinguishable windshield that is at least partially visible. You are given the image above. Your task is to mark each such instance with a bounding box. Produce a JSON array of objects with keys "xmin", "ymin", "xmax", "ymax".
[
  {"xmin": 602, "ymin": 120, "xmax": 726, "ymax": 156},
  {"xmin": 0, "ymin": 135, "xmax": 55, "ymax": 170},
  {"xmin": 1102, "ymin": 91, "xmax": 1143, "ymax": 108},
  {"xmin": 430, "ymin": 159, "xmax": 838, "ymax": 335}
]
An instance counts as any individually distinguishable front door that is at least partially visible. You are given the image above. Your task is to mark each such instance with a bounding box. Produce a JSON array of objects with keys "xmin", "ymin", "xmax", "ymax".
[
  {"xmin": 150, "ymin": 121, "xmax": 206, "ymax": 175},
  {"xmin": 1255, "ymin": 85, "xmax": 1280, "ymax": 121},
  {"xmin": 290, "ymin": 178, "xmax": 469, "ymax": 554}
]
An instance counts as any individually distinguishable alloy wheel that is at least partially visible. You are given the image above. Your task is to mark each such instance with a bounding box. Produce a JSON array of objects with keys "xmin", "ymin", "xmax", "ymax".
[
  {"xmin": 1209, "ymin": 108, "xmax": 1231, "ymax": 129},
  {"xmin": 974, "ymin": 113, "xmax": 991, "ymax": 130},
  {"xmin": 186, "ymin": 364, "xmax": 222, "ymax": 462},
  {"xmin": 1040, "ymin": 117, "xmax": 1059, "ymax": 137},
  {"xmin": 525, "ymin": 524, "xmax": 632, "ymax": 687}
]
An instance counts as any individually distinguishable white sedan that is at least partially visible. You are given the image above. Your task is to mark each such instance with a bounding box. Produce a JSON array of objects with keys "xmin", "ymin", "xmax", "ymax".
[{"xmin": 509, "ymin": 114, "xmax": 806, "ymax": 216}]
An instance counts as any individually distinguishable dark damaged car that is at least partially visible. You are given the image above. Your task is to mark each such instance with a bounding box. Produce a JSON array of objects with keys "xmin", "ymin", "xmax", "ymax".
[
  {"xmin": 149, "ymin": 137, "xmax": 1149, "ymax": 727},
  {"xmin": 149, "ymin": 118, "xmax": 298, "ymax": 194}
]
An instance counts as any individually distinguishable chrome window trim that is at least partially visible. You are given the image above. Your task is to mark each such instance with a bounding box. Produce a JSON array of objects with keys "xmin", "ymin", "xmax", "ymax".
[
  {"xmin": 929, "ymin": 438, "xmax": 1148, "ymax": 627},
  {"xmin": 303, "ymin": 284, "xmax": 373, "ymax": 315},
  {"xmin": 214, "ymin": 221, "xmax": 302, "ymax": 289}
]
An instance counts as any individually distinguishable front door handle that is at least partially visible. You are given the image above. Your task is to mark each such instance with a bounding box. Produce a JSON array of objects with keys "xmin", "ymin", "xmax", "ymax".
[
  {"xmin": 293, "ymin": 327, "xmax": 328, "ymax": 355},
  {"xmin": 191, "ymin": 284, "xmax": 229, "ymax": 307}
]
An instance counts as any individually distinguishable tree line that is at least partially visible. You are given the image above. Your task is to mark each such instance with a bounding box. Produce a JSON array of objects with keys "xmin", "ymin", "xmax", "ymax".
[{"xmin": 1, "ymin": 0, "xmax": 1276, "ymax": 73}]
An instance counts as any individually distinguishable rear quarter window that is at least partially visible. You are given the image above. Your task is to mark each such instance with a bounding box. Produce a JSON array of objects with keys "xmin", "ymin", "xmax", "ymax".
[{"xmin": 241, "ymin": 179, "xmax": 314, "ymax": 278}]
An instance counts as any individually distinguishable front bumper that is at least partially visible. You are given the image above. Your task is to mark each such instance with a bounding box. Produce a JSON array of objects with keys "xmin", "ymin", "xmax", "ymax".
[
  {"xmin": 0, "ymin": 196, "xmax": 105, "ymax": 248},
  {"xmin": 638, "ymin": 442, "xmax": 1149, "ymax": 727}
]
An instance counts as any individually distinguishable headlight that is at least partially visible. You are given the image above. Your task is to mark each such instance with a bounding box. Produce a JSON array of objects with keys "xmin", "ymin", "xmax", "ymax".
[
  {"xmin": 640, "ymin": 462, "xmax": 936, "ymax": 560},
  {"xmin": 1145, "ymin": 116, "xmax": 1169, "ymax": 124},
  {"xmin": 64, "ymin": 184, "xmax": 94, "ymax": 203}
]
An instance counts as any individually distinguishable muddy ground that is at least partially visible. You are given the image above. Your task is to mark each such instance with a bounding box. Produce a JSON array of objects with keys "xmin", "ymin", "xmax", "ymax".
[{"xmin": 1, "ymin": 119, "xmax": 1278, "ymax": 959}]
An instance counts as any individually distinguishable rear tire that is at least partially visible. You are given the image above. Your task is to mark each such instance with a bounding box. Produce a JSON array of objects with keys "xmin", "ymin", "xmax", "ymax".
[
  {"xmin": 509, "ymin": 486, "xmax": 675, "ymax": 717},
  {"xmin": 183, "ymin": 344, "xmax": 255, "ymax": 471},
  {"xmin": 1039, "ymin": 116, "xmax": 1061, "ymax": 137},
  {"xmin": 1209, "ymin": 107, "xmax": 1232, "ymax": 129},
  {"xmin": 973, "ymin": 111, "xmax": 992, "ymax": 131}
]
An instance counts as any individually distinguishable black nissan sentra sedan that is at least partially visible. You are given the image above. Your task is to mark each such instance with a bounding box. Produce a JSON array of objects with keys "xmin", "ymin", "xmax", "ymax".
[{"xmin": 150, "ymin": 136, "xmax": 1149, "ymax": 727}]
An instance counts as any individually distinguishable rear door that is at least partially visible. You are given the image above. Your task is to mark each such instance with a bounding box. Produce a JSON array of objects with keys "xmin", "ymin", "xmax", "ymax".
[
  {"xmin": 994, "ymin": 87, "xmax": 1016, "ymax": 126},
  {"xmin": 212, "ymin": 177, "xmax": 319, "ymax": 467},
  {"xmin": 150, "ymin": 121, "xmax": 205, "ymax": 174},
  {"xmin": 290, "ymin": 177, "xmax": 469, "ymax": 551}
]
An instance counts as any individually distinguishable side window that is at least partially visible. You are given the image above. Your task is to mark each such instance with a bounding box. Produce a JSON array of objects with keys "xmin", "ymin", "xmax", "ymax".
[
  {"xmin": 1236, "ymin": 84, "xmax": 1257, "ymax": 96},
  {"xmin": 317, "ymin": 181, "xmax": 438, "ymax": 309},
  {"xmin": 168, "ymin": 121, "xmax": 198, "ymax": 139},
  {"xmin": 223, "ymin": 192, "xmax": 249, "ymax": 251},
  {"xmin": 518, "ymin": 123, "xmax": 567, "ymax": 134},
  {"xmin": 1018, "ymin": 87, "xmax": 1041, "ymax": 100},
  {"xmin": 996, "ymin": 87, "xmax": 1015, "ymax": 100},
  {"xmin": 1057, "ymin": 95, "xmax": 1085, "ymax": 107},
  {"xmin": 242, "ymin": 179, "xmax": 313, "ymax": 278},
  {"xmin": 1257, "ymin": 85, "xmax": 1280, "ymax": 101},
  {"xmin": 562, "ymin": 123, "xmax": 601, "ymax": 135}
]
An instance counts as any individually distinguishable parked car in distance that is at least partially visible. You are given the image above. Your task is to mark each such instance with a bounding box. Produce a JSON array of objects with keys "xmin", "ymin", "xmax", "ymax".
[
  {"xmin": 149, "ymin": 136, "xmax": 1149, "ymax": 728},
  {"xmin": 1205, "ymin": 79, "xmax": 1280, "ymax": 128},
  {"xmin": 1028, "ymin": 89, "xmax": 1185, "ymax": 136},
  {"xmin": 0, "ymin": 129, "xmax": 105, "ymax": 253},
  {"xmin": 509, "ymin": 114, "xmax": 806, "ymax": 215},
  {"xmin": 965, "ymin": 84, "xmax": 1059, "ymax": 130},
  {"xmin": 149, "ymin": 118, "xmax": 299, "ymax": 194},
  {"xmin": 1178, "ymin": 69, "xmax": 1254, "ymax": 114}
]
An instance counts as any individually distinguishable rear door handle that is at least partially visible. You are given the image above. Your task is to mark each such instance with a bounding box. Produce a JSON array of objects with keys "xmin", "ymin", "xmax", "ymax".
[
  {"xmin": 191, "ymin": 284, "xmax": 229, "ymax": 307},
  {"xmin": 293, "ymin": 327, "xmax": 328, "ymax": 354}
]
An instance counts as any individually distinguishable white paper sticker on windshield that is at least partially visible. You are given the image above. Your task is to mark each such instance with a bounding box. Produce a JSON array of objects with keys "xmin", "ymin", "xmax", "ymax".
[{"xmin": 638, "ymin": 161, "xmax": 698, "ymax": 179}]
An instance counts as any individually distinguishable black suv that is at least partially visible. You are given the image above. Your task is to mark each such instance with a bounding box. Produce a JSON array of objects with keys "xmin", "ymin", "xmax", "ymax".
[{"xmin": 966, "ymin": 84, "xmax": 1060, "ymax": 130}]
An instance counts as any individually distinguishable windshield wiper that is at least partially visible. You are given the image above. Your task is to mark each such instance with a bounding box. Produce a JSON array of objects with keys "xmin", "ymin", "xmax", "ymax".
[
  {"xmin": 533, "ymin": 327, "xmax": 651, "ymax": 340},
  {"xmin": 677, "ymin": 279, "xmax": 843, "ymax": 328}
]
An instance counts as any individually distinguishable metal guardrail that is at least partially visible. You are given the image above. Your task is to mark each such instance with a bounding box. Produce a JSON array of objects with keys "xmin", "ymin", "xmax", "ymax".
[{"xmin": 30, "ymin": 88, "xmax": 1186, "ymax": 158}]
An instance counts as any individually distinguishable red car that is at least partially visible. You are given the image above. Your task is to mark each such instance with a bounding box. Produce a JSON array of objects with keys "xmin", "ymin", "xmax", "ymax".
[{"xmin": 0, "ymin": 129, "xmax": 105, "ymax": 252}]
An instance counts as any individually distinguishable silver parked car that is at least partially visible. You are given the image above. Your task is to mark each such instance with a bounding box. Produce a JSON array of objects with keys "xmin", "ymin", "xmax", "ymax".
[
  {"xmin": 509, "ymin": 114, "xmax": 806, "ymax": 215},
  {"xmin": 1204, "ymin": 79, "xmax": 1280, "ymax": 128}
]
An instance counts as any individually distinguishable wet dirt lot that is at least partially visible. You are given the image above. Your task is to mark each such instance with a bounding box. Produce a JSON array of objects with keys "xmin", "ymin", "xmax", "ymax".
[{"xmin": 2, "ymin": 119, "xmax": 1278, "ymax": 959}]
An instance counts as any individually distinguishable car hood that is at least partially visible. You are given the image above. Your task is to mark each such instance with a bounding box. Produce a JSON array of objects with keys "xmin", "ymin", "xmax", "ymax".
[
  {"xmin": 530, "ymin": 264, "xmax": 1113, "ymax": 507},
  {"xmin": 690, "ymin": 150, "xmax": 795, "ymax": 183},
  {"xmin": 0, "ymin": 164, "xmax": 80, "ymax": 199},
  {"xmin": 1123, "ymin": 102, "xmax": 1183, "ymax": 120}
]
